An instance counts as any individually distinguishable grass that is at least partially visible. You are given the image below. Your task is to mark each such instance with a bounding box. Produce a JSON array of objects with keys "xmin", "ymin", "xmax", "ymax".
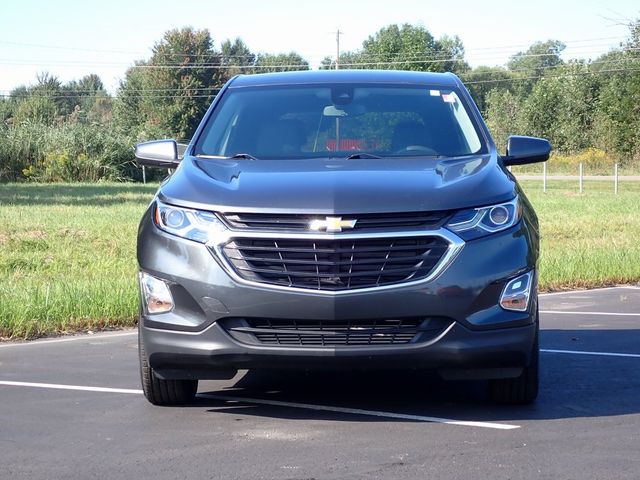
[
  {"xmin": 521, "ymin": 180, "xmax": 640, "ymax": 291},
  {"xmin": 0, "ymin": 183, "xmax": 158, "ymax": 339},
  {"xmin": 0, "ymin": 180, "xmax": 639, "ymax": 339}
]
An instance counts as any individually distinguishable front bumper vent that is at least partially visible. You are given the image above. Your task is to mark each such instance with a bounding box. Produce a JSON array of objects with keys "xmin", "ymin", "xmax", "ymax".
[{"xmin": 220, "ymin": 317, "xmax": 453, "ymax": 347}]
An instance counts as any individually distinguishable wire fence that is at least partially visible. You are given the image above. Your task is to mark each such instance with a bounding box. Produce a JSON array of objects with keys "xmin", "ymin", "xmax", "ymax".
[{"xmin": 514, "ymin": 163, "xmax": 639, "ymax": 194}]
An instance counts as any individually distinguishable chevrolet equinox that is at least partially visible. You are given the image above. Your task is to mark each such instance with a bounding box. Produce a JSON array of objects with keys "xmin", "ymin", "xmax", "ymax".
[{"xmin": 135, "ymin": 70, "xmax": 550, "ymax": 406}]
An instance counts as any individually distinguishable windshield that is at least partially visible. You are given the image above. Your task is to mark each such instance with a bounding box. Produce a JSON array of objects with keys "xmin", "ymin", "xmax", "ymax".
[{"xmin": 194, "ymin": 84, "xmax": 486, "ymax": 159}]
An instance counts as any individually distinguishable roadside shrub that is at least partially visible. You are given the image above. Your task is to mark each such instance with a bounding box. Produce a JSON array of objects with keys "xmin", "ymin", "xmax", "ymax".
[
  {"xmin": 0, "ymin": 123, "xmax": 139, "ymax": 182},
  {"xmin": 23, "ymin": 152, "xmax": 118, "ymax": 182},
  {"xmin": 551, "ymin": 148, "xmax": 615, "ymax": 172}
]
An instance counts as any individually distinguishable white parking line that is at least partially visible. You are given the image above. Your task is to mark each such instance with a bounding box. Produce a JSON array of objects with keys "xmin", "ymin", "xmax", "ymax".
[
  {"xmin": 0, "ymin": 380, "xmax": 520, "ymax": 431},
  {"xmin": 199, "ymin": 393, "xmax": 520, "ymax": 430},
  {"xmin": 539, "ymin": 285, "xmax": 640, "ymax": 297},
  {"xmin": 0, "ymin": 380, "xmax": 143, "ymax": 394},
  {"xmin": 0, "ymin": 331, "xmax": 137, "ymax": 349},
  {"xmin": 540, "ymin": 310, "xmax": 640, "ymax": 317},
  {"xmin": 541, "ymin": 349, "xmax": 640, "ymax": 359}
]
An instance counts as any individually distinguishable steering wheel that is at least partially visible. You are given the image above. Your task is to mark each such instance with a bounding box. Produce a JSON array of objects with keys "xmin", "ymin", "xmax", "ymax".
[{"xmin": 393, "ymin": 145, "xmax": 439, "ymax": 156}]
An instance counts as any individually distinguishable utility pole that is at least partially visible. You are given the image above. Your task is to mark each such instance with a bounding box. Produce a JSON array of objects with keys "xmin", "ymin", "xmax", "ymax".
[{"xmin": 335, "ymin": 29, "xmax": 341, "ymax": 70}]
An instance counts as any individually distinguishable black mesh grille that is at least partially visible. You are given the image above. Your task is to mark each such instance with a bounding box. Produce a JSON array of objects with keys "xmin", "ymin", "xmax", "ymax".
[
  {"xmin": 220, "ymin": 236, "xmax": 449, "ymax": 291},
  {"xmin": 220, "ymin": 317, "xmax": 452, "ymax": 347},
  {"xmin": 221, "ymin": 211, "xmax": 451, "ymax": 232}
]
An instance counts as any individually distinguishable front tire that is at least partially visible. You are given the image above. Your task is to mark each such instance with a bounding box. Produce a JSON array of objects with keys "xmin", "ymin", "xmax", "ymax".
[
  {"xmin": 139, "ymin": 332, "xmax": 198, "ymax": 406},
  {"xmin": 488, "ymin": 311, "xmax": 539, "ymax": 405}
]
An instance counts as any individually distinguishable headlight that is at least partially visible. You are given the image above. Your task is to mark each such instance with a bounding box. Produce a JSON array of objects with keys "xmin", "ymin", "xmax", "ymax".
[
  {"xmin": 446, "ymin": 196, "xmax": 522, "ymax": 240},
  {"xmin": 153, "ymin": 200, "xmax": 227, "ymax": 243}
]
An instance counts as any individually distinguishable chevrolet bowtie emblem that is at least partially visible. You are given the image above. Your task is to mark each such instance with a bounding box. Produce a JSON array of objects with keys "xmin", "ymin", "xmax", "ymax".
[{"xmin": 309, "ymin": 216, "xmax": 357, "ymax": 233}]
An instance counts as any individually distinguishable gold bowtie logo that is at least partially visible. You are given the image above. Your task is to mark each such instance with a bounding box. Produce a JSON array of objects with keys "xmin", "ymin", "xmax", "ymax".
[{"xmin": 309, "ymin": 216, "xmax": 357, "ymax": 233}]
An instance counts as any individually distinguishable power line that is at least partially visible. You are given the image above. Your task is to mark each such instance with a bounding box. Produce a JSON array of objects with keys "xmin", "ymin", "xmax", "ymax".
[
  {"xmin": 2, "ymin": 54, "xmax": 633, "ymax": 95},
  {"xmin": 0, "ymin": 35, "xmax": 627, "ymax": 58},
  {"xmin": 2, "ymin": 53, "xmax": 638, "ymax": 95},
  {"xmin": 2, "ymin": 65, "xmax": 639, "ymax": 99},
  {"xmin": 0, "ymin": 46, "xmax": 625, "ymax": 66},
  {"xmin": 464, "ymin": 56, "xmax": 640, "ymax": 75},
  {"xmin": 462, "ymin": 66, "xmax": 640, "ymax": 85},
  {"xmin": 1, "ymin": 46, "xmax": 636, "ymax": 70},
  {"xmin": 0, "ymin": 93, "xmax": 220, "ymax": 99}
]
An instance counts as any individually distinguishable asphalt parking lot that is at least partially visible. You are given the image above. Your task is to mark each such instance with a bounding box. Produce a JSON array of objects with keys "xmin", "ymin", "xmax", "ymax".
[{"xmin": 1, "ymin": 286, "xmax": 639, "ymax": 480}]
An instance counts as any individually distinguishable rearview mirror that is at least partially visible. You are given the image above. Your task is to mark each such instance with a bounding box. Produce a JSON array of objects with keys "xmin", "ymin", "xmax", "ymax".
[
  {"xmin": 323, "ymin": 105, "xmax": 348, "ymax": 117},
  {"xmin": 502, "ymin": 136, "xmax": 551, "ymax": 166},
  {"xmin": 322, "ymin": 104, "xmax": 367, "ymax": 117},
  {"xmin": 135, "ymin": 139, "xmax": 181, "ymax": 168}
]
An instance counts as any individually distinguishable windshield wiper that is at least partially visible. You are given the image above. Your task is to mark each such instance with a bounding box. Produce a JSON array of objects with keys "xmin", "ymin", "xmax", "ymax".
[
  {"xmin": 227, "ymin": 153, "xmax": 258, "ymax": 160},
  {"xmin": 345, "ymin": 152, "xmax": 383, "ymax": 159}
]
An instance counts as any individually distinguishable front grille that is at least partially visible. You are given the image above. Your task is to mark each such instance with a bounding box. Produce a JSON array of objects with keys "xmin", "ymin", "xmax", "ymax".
[
  {"xmin": 220, "ymin": 236, "xmax": 449, "ymax": 291},
  {"xmin": 220, "ymin": 211, "xmax": 451, "ymax": 232},
  {"xmin": 220, "ymin": 317, "xmax": 452, "ymax": 347}
]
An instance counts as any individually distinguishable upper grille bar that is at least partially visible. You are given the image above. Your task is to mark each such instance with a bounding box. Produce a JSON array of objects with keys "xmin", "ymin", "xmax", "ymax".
[
  {"xmin": 221, "ymin": 211, "xmax": 451, "ymax": 232},
  {"xmin": 223, "ymin": 244, "xmax": 432, "ymax": 254}
]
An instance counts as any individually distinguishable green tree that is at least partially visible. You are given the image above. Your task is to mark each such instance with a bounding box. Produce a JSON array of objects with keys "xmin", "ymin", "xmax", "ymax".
[
  {"xmin": 463, "ymin": 66, "xmax": 513, "ymax": 113},
  {"xmin": 113, "ymin": 65, "xmax": 148, "ymax": 136},
  {"xmin": 625, "ymin": 17, "xmax": 639, "ymax": 50},
  {"xmin": 141, "ymin": 27, "xmax": 222, "ymax": 140},
  {"xmin": 254, "ymin": 52, "xmax": 309, "ymax": 72},
  {"xmin": 551, "ymin": 63, "xmax": 600, "ymax": 153},
  {"xmin": 507, "ymin": 39, "xmax": 566, "ymax": 74},
  {"xmin": 0, "ymin": 98, "xmax": 13, "ymax": 124},
  {"xmin": 507, "ymin": 40, "xmax": 565, "ymax": 95},
  {"xmin": 320, "ymin": 51, "xmax": 363, "ymax": 70},
  {"xmin": 14, "ymin": 95, "xmax": 58, "ymax": 125},
  {"xmin": 485, "ymin": 89, "xmax": 524, "ymax": 152},
  {"xmin": 354, "ymin": 24, "xmax": 468, "ymax": 73},
  {"xmin": 592, "ymin": 54, "xmax": 640, "ymax": 161},
  {"xmin": 62, "ymin": 74, "xmax": 111, "ymax": 124},
  {"xmin": 9, "ymin": 73, "xmax": 65, "ymax": 124},
  {"xmin": 221, "ymin": 38, "xmax": 255, "ymax": 78}
]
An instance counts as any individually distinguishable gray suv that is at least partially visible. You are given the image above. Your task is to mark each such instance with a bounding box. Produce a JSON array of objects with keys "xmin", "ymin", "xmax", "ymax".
[{"xmin": 135, "ymin": 70, "xmax": 550, "ymax": 406}]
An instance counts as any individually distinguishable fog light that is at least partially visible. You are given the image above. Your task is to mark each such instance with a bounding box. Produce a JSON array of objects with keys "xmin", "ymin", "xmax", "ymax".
[
  {"xmin": 139, "ymin": 272, "xmax": 174, "ymax": 314},
  {"xmin": 500, "ymin": 271, "xmax": 533, "ymax": 312}
]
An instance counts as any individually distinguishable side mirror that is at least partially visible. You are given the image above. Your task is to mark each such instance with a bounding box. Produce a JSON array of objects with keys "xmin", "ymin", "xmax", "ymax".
[
  {"xmin": 135, "ymin": 139, "xmax": 181, "ymax": 168},
  {"xmin": 503, "ymin": 136, "xmax": 551, "ymax": 166}
]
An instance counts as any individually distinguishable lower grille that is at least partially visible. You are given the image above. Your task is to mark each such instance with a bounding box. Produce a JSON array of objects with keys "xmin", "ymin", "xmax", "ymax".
[
  {"xmin": 220, "ymin": 317, "xmax": 452, "ymax": 347},
  {"xmin": 219, "ymin": 236, "xmax": 449, "ymax": 291}
]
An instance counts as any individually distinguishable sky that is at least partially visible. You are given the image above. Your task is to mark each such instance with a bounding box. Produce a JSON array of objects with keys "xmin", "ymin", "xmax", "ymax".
[{"xmin": 0, "ymin": 0, "xmax": 638, "ymax": 94}]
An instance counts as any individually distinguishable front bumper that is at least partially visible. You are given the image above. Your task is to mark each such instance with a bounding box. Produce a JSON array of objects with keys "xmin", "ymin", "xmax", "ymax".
[
  {"xmin": 140, "ymin": 320, "xmax": 536, "ymax": 380},
  {"xmin": 137, "ymin": 205, "xmax": 539, "ymax": 380}
]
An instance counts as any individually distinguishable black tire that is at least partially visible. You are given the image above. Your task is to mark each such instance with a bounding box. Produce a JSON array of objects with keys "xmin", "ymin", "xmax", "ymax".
[
  {"xmin": 139, "ymin": 333, "xmax": 198, "ymax": 406},
  {"xmin": 488, "ymin": 313, "xmax": 539, "ymax": 405}
]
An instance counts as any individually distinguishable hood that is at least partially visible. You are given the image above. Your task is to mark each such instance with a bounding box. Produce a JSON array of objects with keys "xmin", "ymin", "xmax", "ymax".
[{"xmin": 158, "ymin": 154, "xmax": 517, "ymax": 214}]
